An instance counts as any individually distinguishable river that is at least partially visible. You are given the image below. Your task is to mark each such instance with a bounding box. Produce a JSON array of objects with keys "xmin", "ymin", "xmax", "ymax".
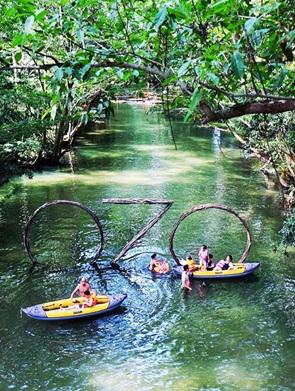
[{"xmin": 0, "ymin": 104, "xmax": 294, "ymax": 390}]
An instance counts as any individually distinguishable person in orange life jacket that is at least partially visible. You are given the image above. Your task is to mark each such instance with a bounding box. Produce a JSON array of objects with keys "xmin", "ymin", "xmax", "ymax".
[
  {"xmin": 82, "ymin": 290, "xmax": 97, "ymax": 308},
  {"xmin": 63, "ymin": 289, "xmax": 97, "ymax": 310},
  {"xmin": 184, "ymin": 255, "xmax": 199, "ymax": 271},
  {"xmin": 70, "ymin": 277, "xmax": 95, "ymax": 298},
  {"xmin": 149, "ymin": 253, "xmax": 169, "ymax": 273},
  {"xmin": 214, "ymin": 255, "xmax": 234, "ymax": 271}
]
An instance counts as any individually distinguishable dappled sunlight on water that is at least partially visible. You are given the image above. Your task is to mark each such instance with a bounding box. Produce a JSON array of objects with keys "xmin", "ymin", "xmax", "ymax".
[
  {"xmin": 20, "ymin": 145, "xmax": 214, "ymax": 188},
  {"xmin": 89, "ymin": 355, "xmax": 267, "ymax": 391}
]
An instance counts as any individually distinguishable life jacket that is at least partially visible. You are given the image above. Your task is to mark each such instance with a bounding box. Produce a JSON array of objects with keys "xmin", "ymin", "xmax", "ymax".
[
  {"xmin": 185, "ymin": 258, "xmax": 196, "ymax": 266},
  {"xmin": 91, "ymin": 295, "xmax": 97, "ymax": 306},
  {"xmin": 83, "ymin": 295, "xmax": 96, "ymax": 308}
]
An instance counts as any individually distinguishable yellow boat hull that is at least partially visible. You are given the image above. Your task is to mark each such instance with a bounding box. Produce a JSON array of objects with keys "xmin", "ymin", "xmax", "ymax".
[
  {"xmin": 22, "ymin": 294, "xmax": 127, "ymax": 321},
  {"xmin": 173, "ymin": 263, "xmax": 260, "ymax": 279}
]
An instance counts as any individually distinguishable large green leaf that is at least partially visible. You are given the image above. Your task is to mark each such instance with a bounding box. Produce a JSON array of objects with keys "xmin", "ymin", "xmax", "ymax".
[
  {"xmin": 50, "ymin": 104, "xmax": 57, "ymax": 120},
  {"xmin": 210, "ymin": 0, "xmax": 233, "ymax": 14},
  {"xmin": 231, "ymin": 51, "xmax": 245, "ymax": 79},
  {"xmin": 14, "ymin": 51, "xmax": 22, "ymax": 63},
  {"xmin": 35, "ymin": 8, "xmax": 47, "ymax": 22},
  {"xmin": 252, "ymin": 28, "xmax": 270, "ymax": 46},
  {"xmin": 64, "ymin": 67, "xmax": 73, "ymax": 76},
  {"xmin": 171, "ymin": 2, "xmax": 191, "ymax": 19},
  {"xmin": 207, "ymin": 72, "xmax": 219, "ymax": 85},
  {"xmin": 162, "ymin": 75, "xmax": 177, "ymax": 86},
  {"xmin": 272, "ymin": 68, "xmax": 288, "ymax": 89},
  {"xmin": 24, "ymin": 16, "xmax": 34, "ymax": 34},
  {"xmin": 184, "ymin": 89, "xmax": 202, "ymax": 122},
  {"xmin": 12, "ymin": 34, "xmax": 26, "ymax": 47},
  {"xmin": 178, "ymin": 61, "xmax": 191, "ymax": 77},
  {"xmin": 154, "ymin": 7, "xmax": 168, "ymax": 31},
  {"xmin": 79, "ymin": 63, "xmax": 92, "ymax": 79},
  {"xmin": 54, "ymin": 67, "xmax": 63, "ymax": 81},
  {"xmin": 244, "ymin": 17, "xmax": 258, "ymax": 34}
]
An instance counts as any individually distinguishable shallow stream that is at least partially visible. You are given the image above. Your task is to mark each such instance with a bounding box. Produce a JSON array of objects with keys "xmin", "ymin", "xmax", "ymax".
[{"xmin": 0, "ymin": 104, "xmax": 294, "ymax": 390}]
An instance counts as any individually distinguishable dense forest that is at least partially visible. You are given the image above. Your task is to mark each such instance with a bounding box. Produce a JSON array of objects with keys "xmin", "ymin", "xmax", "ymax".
[{"xmin": 0, "ymin": 0, "xmax": 294, "ymax": 245}]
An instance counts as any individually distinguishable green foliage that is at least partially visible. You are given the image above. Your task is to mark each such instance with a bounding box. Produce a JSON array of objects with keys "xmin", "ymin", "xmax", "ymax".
[
  {"xmin": 24, "ymin": 15, "xmax": 34, "ymax": 34},
  {"xmin": 231, "ymin": 51, "xmax": 245, "ymax": 79},
  {"xmin": 0, "ymin": 181, "xmax": 22, "ymax": 202},
  {"xmin": 0, "ymin": 0, "xmax": 294, "ymax": 245},
  {"xmin": 280, "ymin": 208, "xmax": 295, "ymax": 246},
  {"xmin": 1, "ymin": 0, "xmax": 293, "ymax": 118},
  {"xmin": 0, "ymin": 73, "xmax": 52, "ymax": 168},
  {"xmin": 184, "ymin": 89, "xmax": 202, "ymax": 123}
]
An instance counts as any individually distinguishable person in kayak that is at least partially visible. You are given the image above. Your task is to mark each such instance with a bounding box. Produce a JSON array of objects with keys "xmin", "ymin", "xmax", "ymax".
[
  {"xmin": 206, "ymin": 253, "xmax": 215, "ymax": 270},
  {"xmin": 70, "ymin": 277, "xmax": 95, "ymax": 298},
  {"xmin": 82, "ymin": 290, "xmax": 97, "ymax": 308},
  {"xmin": 214, "ymin": 255, "xmax": 234, "ymax": 271},
  {"xmin": 181, "ymin": 264, "xmax": 192, "ymax": 291},
  {"xmin": 198, "ymin": 245, "xmax": 209, "ymax": 270},
  {"xmin": 149, "ymin": 253, "xmax": 170, "ymax": 273},
  {"xmin": 182, "ymin": 255, "xmax": 199, "ymax": 271},
  {"xmin": 62, "ymin": 290, "xmax": 97, "ymax": 310}
]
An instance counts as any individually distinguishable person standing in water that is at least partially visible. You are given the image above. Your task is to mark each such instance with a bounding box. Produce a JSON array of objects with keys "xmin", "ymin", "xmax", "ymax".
[{"xmin": 181, "ymin": 264, "xmax": 192, "ymax": 291}]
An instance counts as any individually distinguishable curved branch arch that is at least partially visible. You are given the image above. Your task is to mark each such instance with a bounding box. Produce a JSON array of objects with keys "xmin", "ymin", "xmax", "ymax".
[
  {"xmin": 23, "ymin": 200, "xmax": 104, "ymax": 267},
  {"xmin": 169, "ymin": 204, "xmax": 252, "ymax": 265}
]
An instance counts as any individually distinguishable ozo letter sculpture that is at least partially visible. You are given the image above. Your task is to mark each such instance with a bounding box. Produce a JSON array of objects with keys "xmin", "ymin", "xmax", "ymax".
[{"xmin": 24, "ymin": 198, "xmax": 252, "ymax": 268}]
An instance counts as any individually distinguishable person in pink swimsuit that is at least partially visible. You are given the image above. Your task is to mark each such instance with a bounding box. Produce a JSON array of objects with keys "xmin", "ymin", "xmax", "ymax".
[
  {"xmin": 70, "ymin": 277, "xmax": 95, "ymax": 298},
  {"xmin": 198, "ymin": 245, "xmax": 209, "ymax": 270}
]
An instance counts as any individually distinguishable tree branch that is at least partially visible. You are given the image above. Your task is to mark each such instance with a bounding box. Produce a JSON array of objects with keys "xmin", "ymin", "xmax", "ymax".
[
  {"xmin": 201, "ymin": 100, "xmax": 295, "ymax": 123},
  {"xmin": 3, "ymin": 59, "xmax": 295, "ymax": 123},
  {"xmin": 197, "ymin": 80, "xmax": 295, "ymax": 101},
  {"xmin": 23, "ymin": 46, "xmax": 61, "ymax": 65},
  {"xmin": 2, "ymin": 60, "xmax": 170, "ymax": 79}
]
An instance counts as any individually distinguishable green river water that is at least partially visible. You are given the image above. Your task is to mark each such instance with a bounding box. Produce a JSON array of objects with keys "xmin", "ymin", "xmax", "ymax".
[{"xmin": 0, "ymin": 104, "xmax": 294, "ymax": 391}]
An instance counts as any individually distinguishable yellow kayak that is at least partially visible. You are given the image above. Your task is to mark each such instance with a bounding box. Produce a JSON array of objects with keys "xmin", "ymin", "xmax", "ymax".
[
  {"xmin": 173, "ymin": 263, "xmax": 260, "ymax": 279},
  {"xmin": 22, "ymin": 294, "xmax": 127, "ymax": 321}
]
